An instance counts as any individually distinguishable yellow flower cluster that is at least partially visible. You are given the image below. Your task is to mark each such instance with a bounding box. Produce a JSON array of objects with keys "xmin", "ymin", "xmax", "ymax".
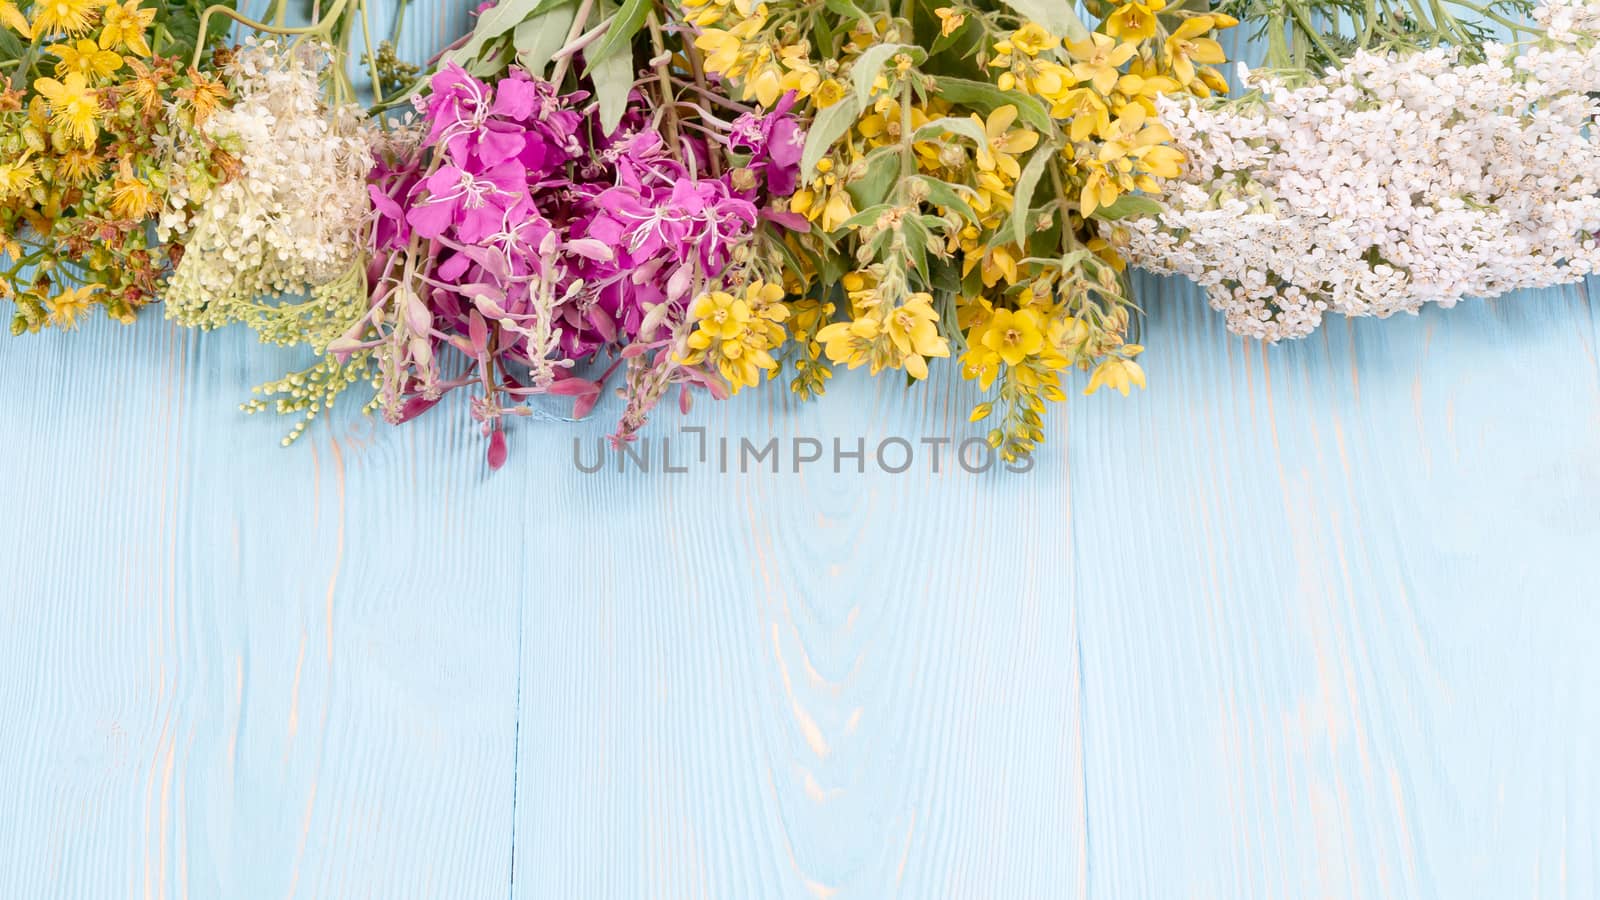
[
  {"xmin": 678, "ymin": 280, "xmax": 792, "ymax": 393},
  {"xmin": 689, "ymin": 0, "xmax": 1232, "ymax": 458},
  {"xmin": 817, "ymin": 270, "xmax": 951, "ymax": 379},
  {"xmin": 0, "ymin": 0, "xmax": 230, "ymax": 332}
]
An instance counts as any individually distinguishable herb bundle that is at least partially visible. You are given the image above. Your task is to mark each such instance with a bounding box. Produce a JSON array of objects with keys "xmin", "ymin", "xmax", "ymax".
[{"xmin": 3, "ymin": 0, "xmax": 1584, "ymax": 466}]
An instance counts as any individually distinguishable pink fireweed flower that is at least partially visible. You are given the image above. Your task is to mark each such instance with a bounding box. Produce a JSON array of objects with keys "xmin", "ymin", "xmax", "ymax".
[{"xmin": 406, "ymin": 162, "xmax": 530, "ymax": 244}]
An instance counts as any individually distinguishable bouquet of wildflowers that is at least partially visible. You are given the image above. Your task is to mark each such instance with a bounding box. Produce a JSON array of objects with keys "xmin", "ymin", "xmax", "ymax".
[{"xmin": 5, "ymin": 0, "xmax": 1584, "ymax": 468}]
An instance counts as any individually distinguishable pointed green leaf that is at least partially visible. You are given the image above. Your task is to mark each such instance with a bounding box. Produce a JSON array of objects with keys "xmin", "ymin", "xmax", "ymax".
[
  {"xmin": 801, "ymin": 94, "xmax": 863, "ymax": 180},
  {"xmin": 913, "ymin": 115, "xmax": 991, "ymax": 148},
  {"xmin": 514, "ymin": 2, "xmax": 578, "ymax": 76},
  {"xmin": 449, "ymin": 0, "xmax": 568, "ymax": 66},
  {"xmin": 845, "ymin": 147, "xmax": 901, "ymax": 210},
  {"xmin": 590, "ymin": 43, "xmax": 637, "ymax": 134},
  {"xmin": 913, "ymin": 176, "xmax": 979, "ymax": 224},
  {"xmin": 930, "ymin": 76, "xmax": 1052, "ymax": 132},
  {"xmin": 1092, "ymin": 194, "xmax": 1164, "ymax": 221},
  {"xmin": 1010, "ymin": 146, "xmax": 1054, "ymax": 247},
  {"xmin": 585, "ymin": 0, "xmax": 650, "ymax": 68}
]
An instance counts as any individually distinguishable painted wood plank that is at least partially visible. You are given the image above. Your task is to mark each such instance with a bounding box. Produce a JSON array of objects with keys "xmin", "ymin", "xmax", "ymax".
[{"xmin": 2, "ymin": 0, "xmax": 1598, "ymax": 895}]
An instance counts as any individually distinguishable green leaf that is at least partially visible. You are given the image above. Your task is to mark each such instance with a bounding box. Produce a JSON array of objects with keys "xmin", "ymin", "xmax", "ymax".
[
  {"xmin": 996, "ymin": 0, "xmax": 1090, "ymax": 41},
  {"xmin": 1092, "ymin": 194, "xmax": 1164, "ymax": 221},
  {"xmin": 913, "ymin": 115, "xmax": 990, "ymax": 148},
  {"xmin": 514, "ymin": 2, "xmax": 578, "ymax": 76},
  {"xmin": 823, "ymin": 0, "xmax": 873, "ymax": 26},
  {"xmin": 839, "ymin": 204, "xmax": 892, "ymax": 231},
  {"xmin": 590, "ymin": 42, "xmax": 637, "ymax": 135},
  {"xmin": 450, "ymin": 0, "xmax": 568, "ymax": 67},
  {"xmin": 1010, "ymin": 146, "xmax": 1054, "ymax": 247},
  {"xmin": 913, "ymin": 176, "xmax": 979, "ymax": 224},
  {"xmin": 845, "ymin": 147, "xmax": 901, "ymax": 210},
  {"xmin": 585, "ymin": 0, "xmax": 651, "ymax": 69},
  {"xmin": 930, "ymin": 76, "xmax": 1052, "ymax": 132},
  {"xmin": 902, "ymin": 216, "xmax": 931, "ymax": 276},
  {"xmin": 848, "ymin": 42, "xmax": 926, "ymax": 110},
  {"xmin": 467, "ymin": 40, "xmax": 517, "ymax": 78},
  {"xmin": 801, "ymin": 94, "xmax": 863, "ymax": 180}
]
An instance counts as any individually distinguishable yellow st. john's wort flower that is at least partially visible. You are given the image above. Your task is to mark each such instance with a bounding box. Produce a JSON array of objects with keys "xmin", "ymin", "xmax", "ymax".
[
  {"xmin": 98, "ymin": 0, "xmax": 156, "ymax": 56},
  {"xmin": 47, "ymin": 284, "xmax": 99, "ymax": 330},
  {"xmin": 49, "ymin": 39, "xmax": 124, "ymax": 80},
  {"xmin": 108, "ymin": 158, "xmax": 155, "ymax": 220},
  {"xmin": 34, "ymin": 72, "xmax": 101, "ymax": 147},
  {"xmin": 0, "ymin": 0, "xmax": 31, "ymax": 37},
  {"xmin": 1104, "ymin": 0, "xmax": 1167, "ymax": 42},
  {"xmin": 177, "ymin": 67, "xmax": 229, "ymax": 125},
  {"xmin": 1163, "ymin": 17, "xmax": 1227, "ymax": 85},
  {"xmin": 29, "ymin": 0, "xmax": 98, "ymax": 35},
  {"xmin": 0, "ymin": 153, "xmax": 38, "ymax": 200}
]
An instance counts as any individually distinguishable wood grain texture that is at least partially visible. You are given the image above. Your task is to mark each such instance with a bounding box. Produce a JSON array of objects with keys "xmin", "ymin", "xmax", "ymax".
[{"xmin": 2, "ymin": 2, "xmax": 1599, "ymax": 895}]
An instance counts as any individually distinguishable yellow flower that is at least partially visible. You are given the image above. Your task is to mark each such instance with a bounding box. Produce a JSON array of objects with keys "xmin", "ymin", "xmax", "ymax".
[
  {"xmin": 814, "ymin": 78, "xmax": 846, "ymax": 107},
  {"xmin": 688, "ymin": 290, "xmax": 752, "ymax": 340},
  {"xmin": 817, "ymin": 315, "xmax": 882, "ymax": 371},
  {"xmin": 1010, "ymin": 23, "xmax": 1058, "ymax": 56},
  {"xmin": 109, "ymin": 158, "xmax": 154, "ymax": 220},
  {"xmin": 935, "ymin": 7, "xmax": 965, "ymax": 36},
  {"xmin": 177, "ymin": 67, "xmax": 229, "ymax": 125},
  {"xmin": 49, "ymin": 39, "xmax": 123, "ymax": 80},
  {"xmin": 29, "ymin": 0, "xmax": 98, "ymax": 35},
  {"xmin": 1163, "ymin": 17, "xmax": 1226, "ymax": 85},
  {"xmin": 98, "ymin": 0, "xmax": 155, "ymax": 56},
  {"xmin": 789, "ymin": 164, "xmax": 855, "ymax": 233},
  {"xmin": 1079, "ymin": 168, "xmax": 1119, "ymax": 217},
  {"xmin": 972, "ymin": 105, "xmax": 1039, "ymax": 181},
  {"xmin": 679, "ymin": 284, "xmax": 787, "ymax": 394},
  {"xmin": 47, "ymin": 284, "xmax": 98, "ymax": 329},
  {"xmin": 1066, "ymin": 32, "xmax": 1138, "ymax": 95},
  {"xmin": 0, "ymin": 152, "xmax": 37, "ymax": 200},
  {"xmin": 980, "ymin": 308, "xmax": 1045, "ymax": 366},
  {"xmin": 0, "ymin": 0, "xmax": 31, "ymax": 37},
  {"xmin": 1104, "ymin": 0, "xmax": 1166, "ymax": 42},
  {"xmin": 1085, "ymin": 354, "xmax": 1147, "ymax": 396},
  {"xmin": 1054, "ymin": 87, "xmax": 1111, "ymax": 141},
  {"xmin": 122, "ymin": 57, "xmax": 165, "ymax": 115},
  {"xmin": 55, "ymin": 146, "xmax": 104, "ymax": 183},
  {"xmin": 882, "ymin": 294, "xmax": 950, "ymax": 379},
  {"xmin": 33, "ymin": 72, "xmax": 101, "ymax": 147}
]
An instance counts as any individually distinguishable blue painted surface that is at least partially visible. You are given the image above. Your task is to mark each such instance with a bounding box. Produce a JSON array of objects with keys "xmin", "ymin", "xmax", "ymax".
[{"xmin": 2, "ymin": 2, "xmax": 1599, "ymax": 896}]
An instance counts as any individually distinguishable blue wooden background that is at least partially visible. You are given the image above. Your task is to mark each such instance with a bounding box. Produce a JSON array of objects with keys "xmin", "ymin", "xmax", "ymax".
[{"xmin": 3, "ymin": 2, "xmax": 1599, "ymax": 896}]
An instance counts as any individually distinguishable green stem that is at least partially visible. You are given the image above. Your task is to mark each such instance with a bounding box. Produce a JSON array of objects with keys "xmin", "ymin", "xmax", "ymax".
[
  {"xmin": 1284, "ymin": 0, "xmax": 1342, "ymax": 65},
  {"xmin": 549, "ymin": 0, "xmax": 596, "ymax": 87},
  {"xmin": 389, "ymin": 0, "xmax": 410, "ymax": 46},
  {"xmin": 191, "ymin": 0, "xmax": 351, "ymax": 69},
  {"xmin": 358, "ymin": 0, "xmax": 383, "ymax": 104}
]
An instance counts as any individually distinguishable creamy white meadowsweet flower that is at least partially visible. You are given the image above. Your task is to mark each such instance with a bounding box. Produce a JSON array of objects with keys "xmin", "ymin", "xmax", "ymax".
[
  {"xmin": 1114, "ymin": 1, "xmax": 1600, "ymax": 341},
  {"xmin": 162, "ymin": 39, "xmax": 376, "ymax": 331}
]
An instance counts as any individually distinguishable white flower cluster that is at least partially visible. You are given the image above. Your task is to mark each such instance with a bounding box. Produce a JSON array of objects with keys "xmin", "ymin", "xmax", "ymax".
[
  {"xmin": 1116, "ymin": 1, "xmax": 1600, "ymax": 340},
  {"xmin": 163, "ymin": 40, "xmax": 375, "ymax": 330}
]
